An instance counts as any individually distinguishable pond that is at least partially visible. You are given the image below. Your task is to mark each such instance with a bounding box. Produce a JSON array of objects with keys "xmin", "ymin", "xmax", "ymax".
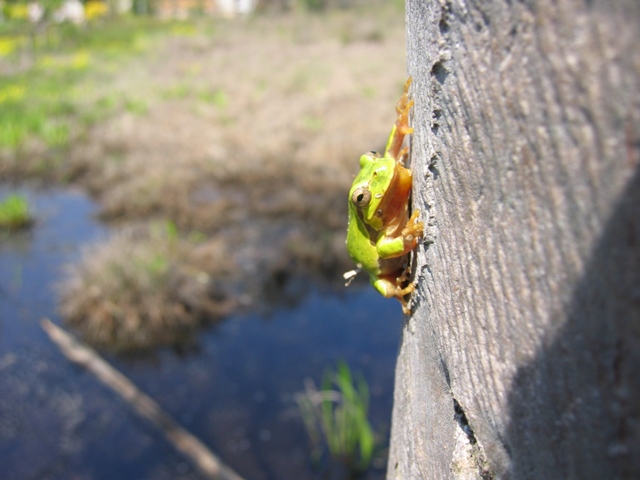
[{"xmin": 0, "ymin": 186, "xmax": 402, "ymax": 480}]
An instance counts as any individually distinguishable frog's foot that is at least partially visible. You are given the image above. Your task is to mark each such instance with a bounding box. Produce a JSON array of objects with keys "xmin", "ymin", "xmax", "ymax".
[
  {"xmin": 400, "ymin": 298, "xmax": 413, "ymax": 316},
  {"xmin": 397, "ymin": 282, "xmax": 416, "ymax": 315},
  {"xmin": 395, "ymin": 265, "xmax": 411, "ymax": 285},
  {"xmin": 402, "ymin": 210, "xmax": 425, "ymax": 249},
  {"xmin": 372, "ymin": 276, "xmax": 416, "ymax": 315}
]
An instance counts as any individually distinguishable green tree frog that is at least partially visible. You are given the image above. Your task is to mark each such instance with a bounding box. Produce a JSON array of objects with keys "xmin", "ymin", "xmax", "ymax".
[{"xmin": 345, "ymin": 77, "xmax": 424, "ymax": 314}]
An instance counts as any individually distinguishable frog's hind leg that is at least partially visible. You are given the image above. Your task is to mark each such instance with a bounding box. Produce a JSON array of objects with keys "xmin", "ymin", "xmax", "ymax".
[
  {"xmin": 385, "ymin": 77, "xmax": 414, "ymax": 160},
  {"xmin": 371, "ymin": 275, "xmax": 416, "ymax": 315},
  {"xmin": 395, "ymin": 78, "xmax": 414, "ymax": 135}
]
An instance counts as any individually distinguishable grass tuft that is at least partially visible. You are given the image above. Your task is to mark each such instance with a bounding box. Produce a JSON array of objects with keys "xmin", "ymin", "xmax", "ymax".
[
  {"xmin": 0, "ymin": 194, "xmax": 32, "ymax": 231},
  {"xmin": 296, "ymin": 361, "xmax": 377, "ymax": 474},
  {"xmin": 58, "ymin": 227, "xmax": 236, "ymax": 351}
]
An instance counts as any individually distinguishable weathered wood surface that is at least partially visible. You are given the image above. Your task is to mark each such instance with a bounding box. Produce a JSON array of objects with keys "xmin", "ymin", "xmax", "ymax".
[{"xmin": 388, "ymin": 1, "xmax": 640, "ymax": 478}]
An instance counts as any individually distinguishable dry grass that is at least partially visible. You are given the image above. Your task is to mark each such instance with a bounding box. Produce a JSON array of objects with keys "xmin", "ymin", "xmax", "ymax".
[
  {"xmin": 69, "ymin": 9, "xmax": 407, "ymax": 230},
  {"xmin": 57, "ymin": 7, "xmax": 407, "ymax": 350},
  {"xmin": 59, "ymin": 225, "xmax": 237, "ymax": 351}
]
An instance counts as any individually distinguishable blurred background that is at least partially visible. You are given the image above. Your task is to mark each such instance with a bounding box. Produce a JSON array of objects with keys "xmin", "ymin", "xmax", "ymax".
[{"xmin": 0, "ymin": 1, "xmax": 408, "ymax": 478}]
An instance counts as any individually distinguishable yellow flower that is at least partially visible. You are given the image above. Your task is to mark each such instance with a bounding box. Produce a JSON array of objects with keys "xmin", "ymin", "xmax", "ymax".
[
  {"xmin": 85, "ymin": 1, "xmax": 108, "ymax": 20},
  {"xmin": 0, "ymin": 84, "xmax": 26, "ymax": 104},
  {"xmin": 0, "ymin": 37, "xmax": 19, "ymax": 57},
  {"xmin": 71, "ymin": 51, "xmax": 91, "ymax": 70},
  {"xmin": 6, "ymin": 4, "xmax": 29, "ymax": 20}
]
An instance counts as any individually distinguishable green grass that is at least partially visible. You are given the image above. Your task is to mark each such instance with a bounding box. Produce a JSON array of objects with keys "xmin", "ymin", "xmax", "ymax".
[
  {"xmin": 0, "ymin": 66, "xmax": 82, "ymax": 150},
  {"xmin": 124, "ymin": 97, "xmax": 149, "ymax": 116},
  {"xmin": 296, "ymin": 361, "xmax": 376, "ymax": 473},
  {"xmin": 0, "ymin": 17, "xmax": 190, "ymax": 161},
  {"xmin": 0, "ymin": 194, "xmax": 32, "ymax": 231},
  {"xmin": 161, "ymin": 83, "xmax": 191, "ymax": 100},
  {"xmin": 197, "ymin": 88, "xmax": 228, "ymax": 108}
]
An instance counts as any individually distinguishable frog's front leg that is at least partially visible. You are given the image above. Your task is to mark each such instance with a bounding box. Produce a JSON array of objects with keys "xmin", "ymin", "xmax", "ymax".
[
  {"xmin": 402, "ymin": 210, "xmax": 424, "ymax": 247},
  {"xmin": 376, "ymin": 210, "xmax": 425, "ymax": 259},
  {"xmin": 371, "ymin": 276, "xmax": 415, "ymax": 315}
]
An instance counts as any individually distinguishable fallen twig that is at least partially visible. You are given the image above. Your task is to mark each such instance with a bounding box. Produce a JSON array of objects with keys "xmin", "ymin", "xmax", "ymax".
[{"xmin": 41, "ymin": 317, "xmax": 245, "ymax": 480}]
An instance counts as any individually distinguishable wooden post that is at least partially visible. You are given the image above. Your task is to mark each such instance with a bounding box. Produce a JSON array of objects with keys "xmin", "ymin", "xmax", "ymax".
[{"xmin": 389, "ymin": 1, "xmax": 640, "ymax": 478}]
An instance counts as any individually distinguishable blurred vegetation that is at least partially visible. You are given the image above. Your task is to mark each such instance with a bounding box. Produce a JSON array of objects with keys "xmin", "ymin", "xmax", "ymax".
[
  {"xmin": 0, "ymin": 1, "xmax": 403, "ymax": 178},
  {"xmin": 1, "ymin": 2, "xmax": 407, "ymax": 349},
  {"xmin": 296, "ymin": 361, "xmax": 378, "ymax": 474},
  {"xmin": 58, "ymin": 219, "xmax": 236, "ymax": 351},
  {"xmin": 0, "ymin": 193, "xmax": 32, "ymax": 231},
  {"xmin": 0, "ymin": 16, "xmax": 194, "ymax": 178}
]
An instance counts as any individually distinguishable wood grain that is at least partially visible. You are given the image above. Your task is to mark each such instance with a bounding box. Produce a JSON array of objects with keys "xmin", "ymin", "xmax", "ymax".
[{"xmin": 389, "ymin": 1, "xmax": 640, "ymax": 478}]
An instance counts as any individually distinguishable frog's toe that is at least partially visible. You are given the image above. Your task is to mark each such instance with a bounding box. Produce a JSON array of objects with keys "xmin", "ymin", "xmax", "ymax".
[
  {"xmin": 400, "ymin": 300, "xmax": 412, "ymax": 315},
  {"xmin": 408, "ymin": 223, "xmax": 425, "ymax": 239},
  {"xmin": 404, "ymin": 211, "xmax": 425, "ymax": 239},
  {"xmin": 396, "ymin": 284, "xmax": 416, "ymax": 315}
]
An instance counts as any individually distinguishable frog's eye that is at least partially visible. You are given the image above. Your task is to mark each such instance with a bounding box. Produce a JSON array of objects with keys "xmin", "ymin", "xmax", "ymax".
[
  {"xmin": 367, "ymin": 151, "xmax": 381, "ymax": 158},
  {"xmin": 351, "ymin": 187, "xmax": 372, "ymax": 207}
]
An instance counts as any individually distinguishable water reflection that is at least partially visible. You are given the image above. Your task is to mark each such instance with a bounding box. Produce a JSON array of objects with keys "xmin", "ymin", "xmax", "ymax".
[
  {"xmin": 0, "ymin": 186, "xmax": 400, "ymax": 479},
  {"xmin": 0, "ymin": 186, "xmax": 108, "ymax": 345}
]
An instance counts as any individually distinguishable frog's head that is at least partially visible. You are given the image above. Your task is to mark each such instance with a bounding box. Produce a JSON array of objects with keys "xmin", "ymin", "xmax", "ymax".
[{"xmin": 349, "ymin": 151, "xmax": 394, "ymax": 230}]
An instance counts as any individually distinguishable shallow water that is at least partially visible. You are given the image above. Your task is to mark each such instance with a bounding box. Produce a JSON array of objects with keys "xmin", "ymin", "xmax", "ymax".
[{"xmin": 0, "ymin": 186, "xmax": 402, "ymax": 480}]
